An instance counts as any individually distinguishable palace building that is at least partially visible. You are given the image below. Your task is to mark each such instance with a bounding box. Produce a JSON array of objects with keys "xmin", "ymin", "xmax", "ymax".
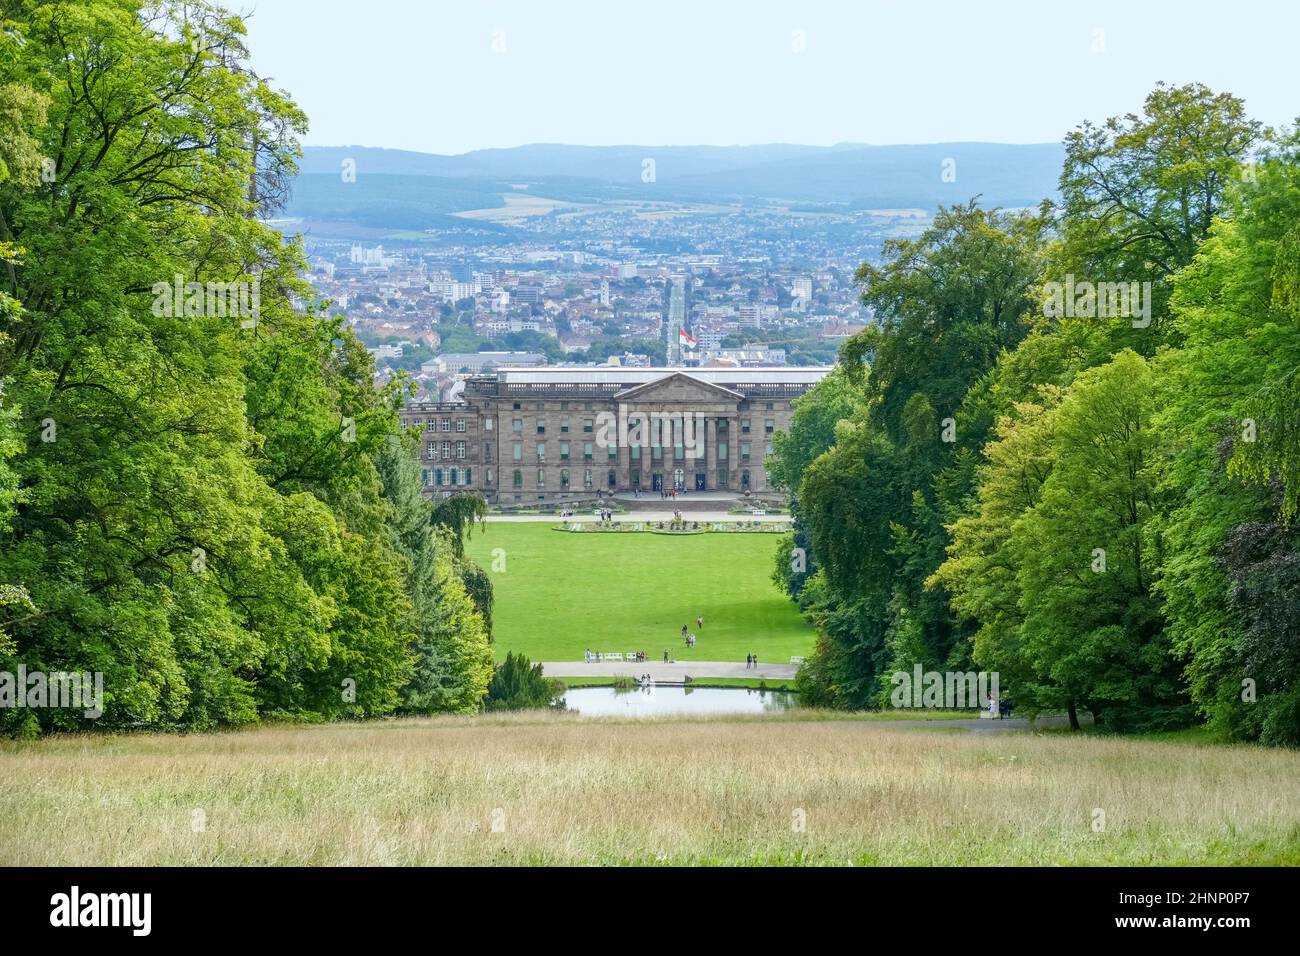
[{"xmin": 399, "ymin": 366, "xmax": 833, "ymax": 503}]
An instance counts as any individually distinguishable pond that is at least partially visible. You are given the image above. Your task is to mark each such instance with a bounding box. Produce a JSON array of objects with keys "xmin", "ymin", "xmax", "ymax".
[{"xmin": 560, "ymin": 685, "xmax": 797, "ymax": 716}]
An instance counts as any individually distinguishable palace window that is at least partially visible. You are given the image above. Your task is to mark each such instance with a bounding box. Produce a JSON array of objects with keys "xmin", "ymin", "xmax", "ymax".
[
  {"xmin": 441, "ymin": 441, "xmax": 451, "ymax": 459},
  {"xmin": 441, "ymin": 419, "xmax": 451, "ymax": 432},
  {"xmin": 559, "ymin": 442, "xmax": 569, "ymax": 461},
  {"xmin": 741, "ymin": 443, "xmax": 750, "ymax": 462},
  {"xmin": 583, "ymin": 442, "xmax": 593, "ymax": 461},
  {"xmin": 538, "ymin": 468, "xmax": 546, "ymax": 488},
  {"xmin": 426, "ymin": 442, "xmax": 436, "ymax": 459},
  {"xmin": 584, "ymin": 469, "xmax": 593, "ymax": 490},
  {"xmin": 513, "ymin": 443, "xmax": 522, "ymax": 461},
  {"xmin": 513, "ymin": 469, "xmax": 523, "ymax": 488},
  {"xmin": 456, "ymin": 419, "xmax": 467, "ymax": 432},
  {"xmin": 560, "ymin": 469, "xmax": 569, "ymax": 488},
  {"xmin": 456, "ymin": 441, "xmax": 466, "ymax": 459},
  {"xmin": 537, "ymin": 442, "xmax": 546, "ymax": 463},
  {"xmin": 435, "ymin": 469, "xmax": 444, "ymax": 487}
]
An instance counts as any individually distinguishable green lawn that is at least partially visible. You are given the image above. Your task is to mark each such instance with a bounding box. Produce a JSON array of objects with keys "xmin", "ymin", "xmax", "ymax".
[{"xmin": 465, "ymin": 523, "xmax": 815, "ymax": 663}]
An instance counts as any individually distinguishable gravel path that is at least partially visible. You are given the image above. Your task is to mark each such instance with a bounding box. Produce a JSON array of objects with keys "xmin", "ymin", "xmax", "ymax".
[
  {"xmin": 541, "ymin": 660, "xmax": 798, "ymax": 679},
  {"xmin": 487, "ymin": 513, "xmax": 792, "ymax": 523}
]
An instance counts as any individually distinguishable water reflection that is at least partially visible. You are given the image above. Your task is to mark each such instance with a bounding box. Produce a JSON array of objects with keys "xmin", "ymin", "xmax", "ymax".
[{"xmin": 561, "ymin": 684, "xmax": 796, "ymax": 716}]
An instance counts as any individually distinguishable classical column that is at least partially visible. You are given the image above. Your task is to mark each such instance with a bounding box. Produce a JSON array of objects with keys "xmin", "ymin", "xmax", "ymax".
[
  {"xmin": 616, "ymin": 405, "xmax": 631, "ymax": 494},
  {"xmin": 728, "ymin": 412, "xmax": 740, "ymax": 489},
  {"xmin": 705, "ymin": 416, "xmax": 717, "ymax": 489},
  {"xmin": 630, "ymin": 407, "xmax": 649, "ymax": 490}
]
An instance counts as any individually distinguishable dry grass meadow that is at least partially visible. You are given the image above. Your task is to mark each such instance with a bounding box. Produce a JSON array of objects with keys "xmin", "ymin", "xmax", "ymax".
[{"xmin": 4, "ymin": 712, "xmax": 1299, "ymax": 866}]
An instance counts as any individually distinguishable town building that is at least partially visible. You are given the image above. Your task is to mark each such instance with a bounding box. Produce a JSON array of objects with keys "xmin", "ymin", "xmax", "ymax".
[{"xmin": 427, "ymin": 352, "xmax": 546, "ymax": 374}]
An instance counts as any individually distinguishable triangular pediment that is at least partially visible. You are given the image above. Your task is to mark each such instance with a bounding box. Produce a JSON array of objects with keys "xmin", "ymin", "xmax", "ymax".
[{"xmin": 613, "ymin": 371, "xmax": 745, "ymax": 403}]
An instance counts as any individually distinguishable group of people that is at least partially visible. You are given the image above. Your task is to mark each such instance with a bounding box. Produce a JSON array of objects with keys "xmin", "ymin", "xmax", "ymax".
[
  {"xmin": 745, "ymin": 653, "xmax": 761, "ymax": 669},
  {"xmin": 680, "ymin": 617, "xmax": 704, "ymax": 649}
]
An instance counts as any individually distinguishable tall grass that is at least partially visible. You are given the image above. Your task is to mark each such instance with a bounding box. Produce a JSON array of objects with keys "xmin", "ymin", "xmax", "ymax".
[{"xmin": 3, "ymin": 712, "xmax": 1297, "ymax": 865}]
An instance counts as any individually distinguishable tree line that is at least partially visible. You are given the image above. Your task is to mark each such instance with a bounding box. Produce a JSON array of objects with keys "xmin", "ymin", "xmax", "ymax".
[
  {"xmin": 0, "ymin": 0, "xmax": 495, "ymax": 735},
  {"xmin": 771, "ymin": 83, "xmax": 1300, "ymax": 746}
]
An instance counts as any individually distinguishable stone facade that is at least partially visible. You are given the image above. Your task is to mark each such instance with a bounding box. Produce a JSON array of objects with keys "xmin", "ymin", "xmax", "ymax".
[{"xmin": 399, "ymin": 366, "xmax": 832, "ymax": 503}]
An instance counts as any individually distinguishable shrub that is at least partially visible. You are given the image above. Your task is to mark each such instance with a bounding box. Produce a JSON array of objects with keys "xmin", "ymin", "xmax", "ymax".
[{"xmin": 485, "ymin": 652, "xmax": 565, "ymax": 711}]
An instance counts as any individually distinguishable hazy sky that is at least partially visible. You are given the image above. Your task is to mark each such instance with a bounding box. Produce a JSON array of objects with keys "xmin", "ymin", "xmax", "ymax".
[{"xmin": 242, "ymin": 0, "xmax": 1299, "ymax": 154}]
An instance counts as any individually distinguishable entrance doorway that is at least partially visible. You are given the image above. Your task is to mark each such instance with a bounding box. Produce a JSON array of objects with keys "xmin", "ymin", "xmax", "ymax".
[
  {"xmin": 695, "ymin": 472, "xmax": 706, "ymax": 491},
  {"xmin": 672, "ymin": 468, "xmax": 685, "ymax": 492},
  {"xmin": 651, "ymin": 472, "xmax": 663, "ymax": 491}
]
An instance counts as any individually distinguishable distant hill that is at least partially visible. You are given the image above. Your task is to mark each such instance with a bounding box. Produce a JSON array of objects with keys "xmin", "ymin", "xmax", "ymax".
[
  {"xmin": 295, "ymin": 143, "xmax": 866, "ymax": 181},
  {"xmin": 284, "ymin": 142, "xmax": 1064, "ymax": 237}
]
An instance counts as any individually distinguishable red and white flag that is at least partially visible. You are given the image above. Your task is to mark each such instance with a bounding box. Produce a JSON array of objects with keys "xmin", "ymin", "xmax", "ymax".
[{"xmin": 678, "ymin": 327, "xmax": 696, "ymax": 349}]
